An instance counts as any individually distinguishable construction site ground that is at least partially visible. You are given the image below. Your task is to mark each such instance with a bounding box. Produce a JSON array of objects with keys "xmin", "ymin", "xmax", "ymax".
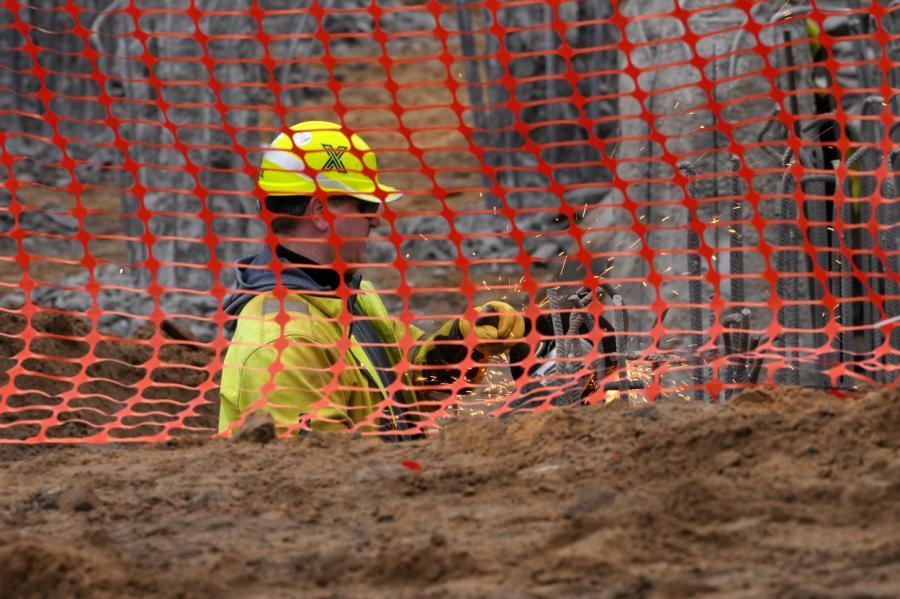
[{"xmin": 1, "ymin": 384, "xmax": 898, "ymax": 598}]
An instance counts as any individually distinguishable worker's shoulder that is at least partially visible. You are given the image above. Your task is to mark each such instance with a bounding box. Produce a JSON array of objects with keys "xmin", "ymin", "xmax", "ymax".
[{"xmin": 231, "ymin": 291, "xmax": 342, "ymax": 344}]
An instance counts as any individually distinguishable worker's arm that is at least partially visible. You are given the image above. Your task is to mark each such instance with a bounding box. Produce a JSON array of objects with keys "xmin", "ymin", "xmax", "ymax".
[
  {"xmin": 223, "ymin": 336, "xmax": 355, "ymax": 434},
  {"xmin": 391, "ymin": 319, "xmax": 426, "ymax": 344}
]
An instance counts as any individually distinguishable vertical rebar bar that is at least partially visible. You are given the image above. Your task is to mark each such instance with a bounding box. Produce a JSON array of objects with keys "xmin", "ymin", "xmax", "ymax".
[
  {"xmin": 678, "ymin": 161, "xmax": 707, "ymax": 401},
  {"xmin": 780, "ymin": 29, "xmax": 804, "ymax": 386},
  {"xmin": 453, "ymin": 0, "xmax": 497, "ymax": 210},
  {"xmin": 729, "ymin": 156, "xmax": 745, "ymax": 305},
  {"xmin": 454, "ymin": 1, "xmax": 486, "ymax": 125}
]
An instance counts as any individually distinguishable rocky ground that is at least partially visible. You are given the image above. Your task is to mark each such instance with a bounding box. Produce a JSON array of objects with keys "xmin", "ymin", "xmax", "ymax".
[{"xmin": 1, "ymin": 385, "xmax": 898, "ymax": 598}]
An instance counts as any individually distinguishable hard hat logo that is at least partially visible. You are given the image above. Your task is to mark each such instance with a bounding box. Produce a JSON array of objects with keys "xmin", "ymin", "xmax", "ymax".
[{"xmin": 322, "ymin": 144, "xmax": 349, "ymax": 173}]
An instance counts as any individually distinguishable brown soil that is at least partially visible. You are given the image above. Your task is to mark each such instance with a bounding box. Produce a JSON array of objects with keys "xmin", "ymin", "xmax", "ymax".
[
  {"xmin": 0, "ymin": 311, "xmax": 219, "ymax": 441},
  {"xmin": 1, "ymin": 385, "xmax": 898, "ymax": 598}
]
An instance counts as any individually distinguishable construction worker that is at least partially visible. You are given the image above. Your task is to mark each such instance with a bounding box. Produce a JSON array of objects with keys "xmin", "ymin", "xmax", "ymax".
[{"xmin": 218, "ymin": 121, "xmax": 526, "ymax": 439}]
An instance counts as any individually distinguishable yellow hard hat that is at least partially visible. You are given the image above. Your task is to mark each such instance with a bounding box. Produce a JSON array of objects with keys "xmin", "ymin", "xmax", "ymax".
[{"xmin": 258, "ymin": 120, "xmax": 402, "ymax": 204}]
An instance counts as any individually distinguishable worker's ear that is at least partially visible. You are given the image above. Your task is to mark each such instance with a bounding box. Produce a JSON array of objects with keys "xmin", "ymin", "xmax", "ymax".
[{"xmin": 306, "ymin": 197, "xmax": 329, "ymax": 233}]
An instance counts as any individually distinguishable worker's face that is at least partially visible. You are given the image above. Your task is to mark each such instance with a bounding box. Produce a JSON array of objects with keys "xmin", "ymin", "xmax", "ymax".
[{"xmin": 327, "ymin": 196, "xmax": 383, "ymax": 269}]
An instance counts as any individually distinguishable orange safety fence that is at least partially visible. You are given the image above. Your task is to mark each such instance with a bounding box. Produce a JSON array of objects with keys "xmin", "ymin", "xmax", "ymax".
[{"xmin": 0, "ymin": 0, "xmax": 896, "ymax": 442}]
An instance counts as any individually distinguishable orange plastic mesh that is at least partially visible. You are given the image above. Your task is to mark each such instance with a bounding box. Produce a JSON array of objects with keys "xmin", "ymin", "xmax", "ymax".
[{"xmin": 0, "ymin": 0, "xmax": 896, "ymax": 442}]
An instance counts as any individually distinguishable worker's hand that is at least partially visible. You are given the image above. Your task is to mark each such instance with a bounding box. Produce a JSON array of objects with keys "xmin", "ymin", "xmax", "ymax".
[
  {"xmin": 411, "ymin": 301, "xmax": 527, "ymax": 371},
  {"xmin": 460, "ymin": 301, "xmax": 527, "ymax": 358}
]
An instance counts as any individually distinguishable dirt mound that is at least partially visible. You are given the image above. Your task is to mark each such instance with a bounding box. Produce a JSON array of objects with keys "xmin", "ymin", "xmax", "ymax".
[
  {"xmin": 0, "ymin": 310, "xmax": 218, "ymax": 441},
  {"xmin": 1, "ymin": 385, "xmax": 898, "ymax": 597},
  {"xmin": 0, "ymin": 540, "xmax": 129, "ymax": 599}
]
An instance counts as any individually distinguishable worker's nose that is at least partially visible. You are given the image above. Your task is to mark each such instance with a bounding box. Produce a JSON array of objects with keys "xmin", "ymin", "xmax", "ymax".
[{"xmin": 368, "ymin": 215, "xmax": 382, "ymax": 228}]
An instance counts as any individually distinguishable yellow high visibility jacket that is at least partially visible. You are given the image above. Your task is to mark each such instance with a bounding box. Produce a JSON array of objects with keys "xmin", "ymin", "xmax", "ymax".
[{"xmin": 219, "ymin": 281, "xmax": 429, "ymax": 437}]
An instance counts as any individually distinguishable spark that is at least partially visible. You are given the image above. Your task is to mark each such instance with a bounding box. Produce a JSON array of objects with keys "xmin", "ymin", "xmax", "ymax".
[{"xmin": 605, "ymin": 361, "xmax": 653, "ymax": 404}]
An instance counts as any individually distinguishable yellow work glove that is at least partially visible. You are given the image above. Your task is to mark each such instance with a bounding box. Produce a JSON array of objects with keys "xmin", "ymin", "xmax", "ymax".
[
  {"xmin": 410, "ymin": 301, "xmax": 526, "ymax": 386},
  {"xmin": 461, "ymin": 301, "xmax": 527, "ymax": 358}
]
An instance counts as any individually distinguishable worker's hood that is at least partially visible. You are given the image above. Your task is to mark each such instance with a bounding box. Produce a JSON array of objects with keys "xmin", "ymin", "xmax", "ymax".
[{"xmin": 222, "ymin": 245, "xmax": 360, "ymax": 322}]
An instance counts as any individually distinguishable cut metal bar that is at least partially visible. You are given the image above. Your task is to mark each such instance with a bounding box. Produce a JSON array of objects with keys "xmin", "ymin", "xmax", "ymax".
[
  {"xmin": 611, "ymin": 295, "xmax": 628, "ymax": 402},
  {"xmin": 560, "ymin": 294, "xmax": 588, "ymax": 405},
  {"xmin": 747, "ymin": 334, "xmax": 766, "ymax": 384}
]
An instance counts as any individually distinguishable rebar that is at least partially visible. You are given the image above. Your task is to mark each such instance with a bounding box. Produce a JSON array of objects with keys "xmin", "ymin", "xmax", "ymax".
[
  {"xmin": 677, "ymin": 160, "xmax": 707, "ymax": 401},
  {"xmin": 559, "ymin": 293, "xmax": 589, "ymax": 405},
  {"xmin": 611, "ymin": 295, "xmax": 628, "ymax": 402},
  {"xmin": 779, "ymin": 29, "xmax": 804, "ymax": 386},
  {"xmin": 729, "ymin": 156, "xmax": 745, "ymax": 305}
]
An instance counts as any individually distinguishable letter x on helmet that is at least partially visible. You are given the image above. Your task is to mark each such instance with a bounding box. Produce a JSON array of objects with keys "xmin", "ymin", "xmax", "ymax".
[{"xmin": 258, "ymin": 120, "xmax": 402, "ymax": 206}]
